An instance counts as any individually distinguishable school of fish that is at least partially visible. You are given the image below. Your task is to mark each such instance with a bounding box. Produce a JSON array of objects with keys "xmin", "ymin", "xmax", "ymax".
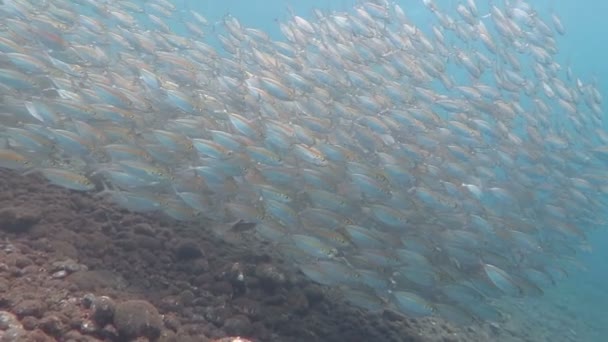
[{"xmin": 0, "ymin": 0, "xmax": 605, "ymax": 325}]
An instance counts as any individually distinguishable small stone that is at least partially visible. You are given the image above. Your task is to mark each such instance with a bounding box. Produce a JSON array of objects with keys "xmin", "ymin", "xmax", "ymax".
[
  {"xmin": 286, "ymin": 291, "xmax": 309, "ymax": 315},
  {"xmin": 178, "ymin": 290, "xmax": 195, "ymax": 307},
  {"xmin": 136, "ymin": 235, "xmax": 163, "ymax": 250},
  {"xmin": 209, "ymin": 281, "xmax": 233, "ymax": 296},
  {"xmin": 0, "ymin": 294, "xmax": 12, "ymax": 309},
  {"xmin": 255, "ymin": 264, "xmax": 286, "ymax": 291},
  {"xmin": 62, "ymin": 330, "xmax": 87, "ymax": 341},
  {"xmin": 174, "ymin": 241, "xmax": 203, "ymax": 260},
  {"xmin": 21, "ymin": 265, "xmax": 38, "ymax": 275},
  {"xmin": 12, "ymin": 299, "xmax": 44, "ymax": 318},
  {"xmin": 228, "ymin": 263, "xmax": 245, "ymax": 283},
  {"xmin": 91, "ymin": 296, "xmax": 115, "ymax": 326},
  {"xmin": 232, "ymin": 298, "xmax": 261, "ymax": 319},
  {"xmin": 159, "ymin": 296, "xmax": 180, "ymax": 312},
  {"xmin": 303, "ymin": 285, "xmax": 324, "ymax": 305},
  {"xmin": 0, "ymin": 207, "xmax": 40, "ymax": 232},
  {"xmin": 115, "ymin": 238, "xmax": 137, "ymax": 251},
  {"xmin": 67, "ymin": 270, "xmax": 126, "ymax": 292},
  {"xmin": 251, "ymin": 321, "xmax": 271, "ymax": 341},
  {"xmin": 21, "ymin": 315, "xmax": 37, "ymax": 330},
  {"xmin": 262, "ymin": 294, "xmax": 285, "ymax": 306},
  {"xmin": 158, "ymin": 329, "xmax": 178, "ymax": 342},
  {"xmin": 191, "ymin": 258, "xmax": 209, "ymax": 273},
  {"xmin": 133, "ymin": 223, "xmax": 155, "ymax": 236},
  {"xmin": 80, "ymin": 319, "xmax": 98, "ymax": 334},
  {"xmin": 25, "ymin": 329, "xmax": 56, "ymax": 342},
  {"xmin": 2, "ymin": 327, "xmax": 28, "ymax": 340},
  {"xmin": 2, "ymin": 243, "xmax": 15, "ymax": 254},
  {"xmin": 223, "ymin": 315, "xmax": 252, "ymax": 336},
  {"xmin": 204, "ymin": 306, "xmax": 232, "ymax": 326},
  {"xmin": 163, "ymin": 314, "xmax": 180, "ymax": 332},
  {"xmin": 99, "ymin": 324, "xmax": 119, "ymax": 340},
  {"xmin": 51, "ymin": 270, "xmax": 68, "ymax": 279},
  {"xmin": 0, "ymin": 311, "xmax": 19, "ymax": 330},
  {"xmin": 14, "ymin": 256, "xmax": 32, "ymax": 269},
  {"xmin": 39, "ymin": 315, "xmax": 65, "ymax": 337},
  {"xmin": 51, "ymin": 259, "xmax": 84, "ymax": 274},
  {"xmin": 81, "ymin": 294, "xmax": 96, "ymax": 309},
  {"xmin": 113, "ymin": 300, "xmax": 163, "ymax": 340},
  {"xmin": 9, "ymin": 266, "xmax": 24, "ymax": 277},
  {"xmin": 227, "ymin": 263, "xmax": 246, "ymax": 295}
]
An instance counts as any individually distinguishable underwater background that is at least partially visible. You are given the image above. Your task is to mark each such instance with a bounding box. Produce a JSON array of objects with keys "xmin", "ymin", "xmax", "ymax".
[
  {"xmin": 149, "ymin": 0, "xmax": 608, "ymax": 340},
  {"xmin": 0, "ymin": 0, "xmax": 606, "ymax": 341},
  {"xmin": 185, "ymin": 1, "xmax": 608, "ymax": 340}
]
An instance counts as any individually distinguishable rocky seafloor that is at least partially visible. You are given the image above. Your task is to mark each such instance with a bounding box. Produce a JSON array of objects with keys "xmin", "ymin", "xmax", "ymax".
[{"xmin": 0, "ymin": 169, "xmax": 546, "ymax": 342}]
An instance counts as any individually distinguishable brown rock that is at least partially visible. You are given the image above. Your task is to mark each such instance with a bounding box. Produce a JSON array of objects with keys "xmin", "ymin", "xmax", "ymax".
[
  {"xmin": 91, "ymin": 296, "xmax": 115, "ymax": 326},
  {"xmin": 67, "ymin": 270, "xmax": 126, "ymax": 291},
  {"xmin": 174, "ymin": 241, "xmax": 203, "ymax": 260},
  {"xmin": 38, "ymin": 314, "xmax": 66, "ymax": 337},
  {"xmin": 13, "ymin": 299, "xmax": 45, "ymax": 318},
  {"xmin": 113, "ymin": 300, "xmax": 163, "ymax": 340},
  {"xmin": 21, "ymin": 315, "xmax": 38, "ymax": 330},
  {"xmin": 0, "ymin": 207, "xmax": 40, "ymax": 232},
  {"xmin": 14, "ymin": 256, "xmax": 33, "ymax": 268},
  {"xmin": 223, "ymin": 314, "xmax": 252, "ymax": 336}
]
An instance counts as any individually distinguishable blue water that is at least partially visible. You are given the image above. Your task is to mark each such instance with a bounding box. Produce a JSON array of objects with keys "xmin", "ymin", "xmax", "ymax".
[
  {"xmin": 187, "ymin": 0, "xmax": 608, "ymax": 113},
  {"xmin": 187, "ymin": 0, "xmax": 608, "ymax": 339},
  {"xmin": 184, "ymin": 0, "xmax": 608, "ymax": 342}
]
